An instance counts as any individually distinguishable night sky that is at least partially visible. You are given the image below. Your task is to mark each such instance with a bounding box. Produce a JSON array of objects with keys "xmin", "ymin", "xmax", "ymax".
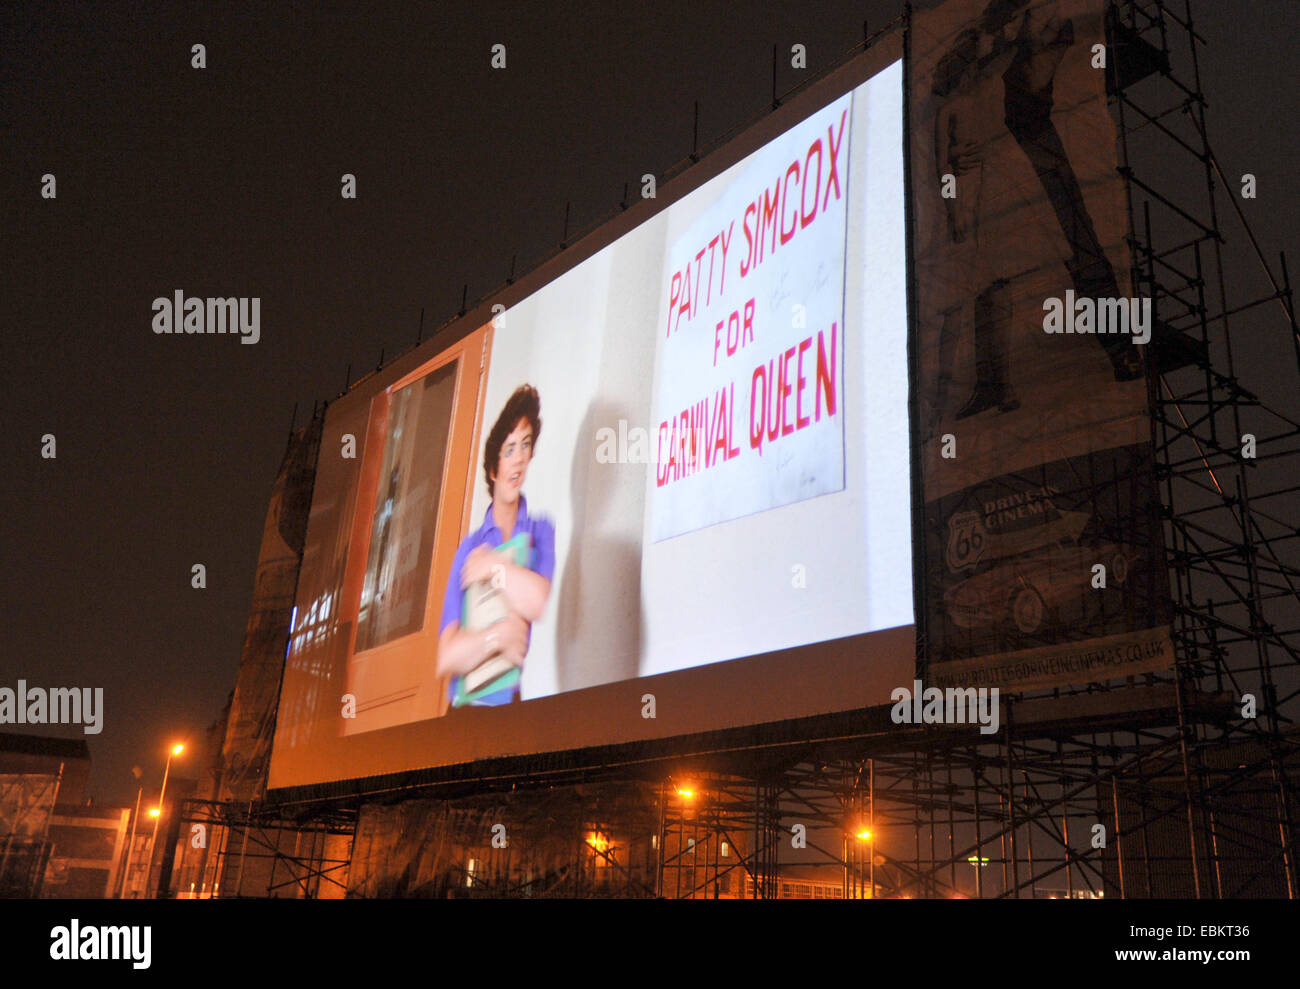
[{"xmin": 3, "ymin": 0, "xmax": 1296, "ymax": 807}]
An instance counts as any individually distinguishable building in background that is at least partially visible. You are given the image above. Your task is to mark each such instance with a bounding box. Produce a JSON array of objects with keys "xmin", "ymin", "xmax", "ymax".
[{"xmin": 0, "ymin": 733, "xmax": 91, "ymax": 897}]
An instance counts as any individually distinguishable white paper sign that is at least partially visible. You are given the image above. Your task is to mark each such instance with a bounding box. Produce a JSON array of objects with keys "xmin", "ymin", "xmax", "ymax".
[{"xmin": 649, "ymin": 93, "xmax": 851, "ymax": 542}]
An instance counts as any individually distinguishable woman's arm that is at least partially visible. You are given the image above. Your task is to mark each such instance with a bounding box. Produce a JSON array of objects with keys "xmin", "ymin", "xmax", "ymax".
[
  {"xmin": 461, "ymin": 545, "xmax": 553, "ymax": 623},
  {"xmin": 437, "ymin": 614, "xmax": 529, "ymax": 677},
  {"xmin": 492, "ymin": 559, "xmax": 551, "ymax": 622}
]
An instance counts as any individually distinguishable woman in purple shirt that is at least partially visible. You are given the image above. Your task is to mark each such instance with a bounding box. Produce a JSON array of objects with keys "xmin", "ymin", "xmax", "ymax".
[{"xmin": 437, "ymin": 385, "xmax": 555, "ymax": 706}]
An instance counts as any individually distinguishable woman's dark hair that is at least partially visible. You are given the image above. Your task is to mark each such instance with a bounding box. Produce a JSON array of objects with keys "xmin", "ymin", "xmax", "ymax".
[{"xmin": 484, "ymin": 384, "xmax": 542, "ymax": 498}]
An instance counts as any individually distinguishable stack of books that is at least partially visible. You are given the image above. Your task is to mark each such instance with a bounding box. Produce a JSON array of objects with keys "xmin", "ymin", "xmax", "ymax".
[{"xmin": 451, "ymin": 532, "xmax": 529, "ymax": 707}]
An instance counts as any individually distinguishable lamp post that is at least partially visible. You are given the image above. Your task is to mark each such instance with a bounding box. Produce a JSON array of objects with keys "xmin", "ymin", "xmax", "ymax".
[
  {"xmin": 869, "ymin": 757, "xmax": 874, "ymax": 898},
  {"xmin": 143, "ymin": 743, "xmax": 184, "ymax": 898},
  {"xmin": 674, "ymin": 783, "xmax": 695, "ymax": 900},
  {"xmin": 854, "ymin": 827, "xmax": 872, "ymax": 898},
  {"xmin": 117, "ymin": 784, "xmax": 143, "ymax": 898}
]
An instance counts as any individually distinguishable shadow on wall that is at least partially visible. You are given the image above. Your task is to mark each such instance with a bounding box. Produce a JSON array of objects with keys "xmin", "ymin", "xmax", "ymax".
[{"xmin": 555, "ymin": 400, "xmax": 644, "ymax": 693}]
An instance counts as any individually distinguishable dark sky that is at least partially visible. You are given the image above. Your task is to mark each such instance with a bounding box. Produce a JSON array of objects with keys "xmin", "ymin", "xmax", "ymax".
[{"xmin": 3, "ymin": 0, "xmax": 1296, "ymax": 807}]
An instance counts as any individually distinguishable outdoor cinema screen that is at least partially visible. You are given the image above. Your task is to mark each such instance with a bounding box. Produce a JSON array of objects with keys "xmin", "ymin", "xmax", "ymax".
[{"xmin": 268, "ymin": 46, "xmax": 913, "ymax": 793}]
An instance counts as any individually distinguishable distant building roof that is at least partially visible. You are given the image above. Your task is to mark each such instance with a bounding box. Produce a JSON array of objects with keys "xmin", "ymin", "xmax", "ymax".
[
  {"xmin": 0, "ymin": 733, "xmax": 93, "ymax": 807},
  {"xmin": 0, "ymin": 732, "xmax": 90, "ymax": 761}
]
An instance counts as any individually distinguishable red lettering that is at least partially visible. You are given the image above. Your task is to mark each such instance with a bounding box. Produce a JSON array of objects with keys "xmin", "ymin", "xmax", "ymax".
[
  {"xmin": 801, "ymin": 140, "xmax": 822, "ymax": 228},
  {"xmin": 687, "ymin": 403, "xmax": 699, "ymax": 475},
  {"xmin": 767, "ymin": 358, "xmax": 781, "ymax": 444},
  {"xmin": 759, "ymin": 180, "xmax": 781, "ymax": 265},
  {"xmin": 705, "ymin": 234, "xmax": 720, "ymax": 306},
  {"xmin": 780, "ymin": 161, "xmax": 800, "ymax": 245},
  {"xmin": 715, "ymin": 386, "xmax": 730, "ymax": 463},
  {"xmin": 796, "ymin": 337, "xmax": 812, "ymax": 429},
  {"xmin": 749, "ymin": 365, "xmax": 766, "ymax": 453},
  {"xmin": 698, "ymin": 399, "xmax": 708, "ymax": 472},
  {"xmin": 656, "ymin": 422, "xmax": 670, "ymax": 486},
  {"xmin": 677, "ymin": 261, "xmax": 693, "ymax": 330},
  {"xmin": 692, "ymin": 247, "xmax": 706, "ymax": 313},
  {"xmin": 719, "ymin": 221, "xmax": 733, "ymax": 295},
  {"xmin": 666, "ymin": 417, "xmax": 678, "ymax": 480},
  {"xmin": 697, "ymin": 398, "xmax": 708, "ymax": 470},
  {"xmin": 728, "ymin": 382, "xmax": 739, "ymax": 458},
  {"xmin": 740, "ymin": 204, "xmax": 756, "ymax": 277},
  {"xmin": 823, "ymin": 109, "xmax": 847, "ymax": 212},
  {"xmin": 742, "ymin": 299, "xmax": 755, "ymax": 347},
  {"xmin": 666, "ymin": 272, "xmax": 681, "ymax": 337},
  {"xmin": 681, "ymin": 410, "xmax": 691, "ymax": 480},
  {"xmin": 704, "ymin": 391, "xmax": 718, "ymax": 467},
  {"xmin": 816, "ymin": 322, "xmax": 837, "ymax": 421},
  {"xmin": 780, "ymin": 346, "xmax": 796, "ymax": 436}
]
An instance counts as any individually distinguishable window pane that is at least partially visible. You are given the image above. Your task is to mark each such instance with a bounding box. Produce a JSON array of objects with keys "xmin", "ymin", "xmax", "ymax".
[{"xmin": 355, "ymin": 360, "xmax": 459, "ymax": 651}]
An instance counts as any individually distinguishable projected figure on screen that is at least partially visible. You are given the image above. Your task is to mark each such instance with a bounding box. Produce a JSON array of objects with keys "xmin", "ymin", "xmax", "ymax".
[
  {"xmin": 929, "ymin": 0, "xmax": 1143, "ymax": 433},
  {"xmin": 437, "ymin": 385, "xmax": 555, "ymax": 708}
]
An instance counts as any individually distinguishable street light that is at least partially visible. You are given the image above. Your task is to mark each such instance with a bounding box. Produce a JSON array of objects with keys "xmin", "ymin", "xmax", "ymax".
[
  {"xmin": 143, "ymin": 741, "xmax": 185, "ymax": 898},
  {"xmin": 116, "ymin": 770, "xmax": 145, "ymax": 899}
]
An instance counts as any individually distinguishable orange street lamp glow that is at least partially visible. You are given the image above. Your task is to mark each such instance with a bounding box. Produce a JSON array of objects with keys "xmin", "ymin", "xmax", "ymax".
[
  {"xmin": 677, "ymin": 788, "xmax": 694, "ymax": 800},
  {"xmin": 856, "ymin": 829, "xmax": 872, "ymax": 841},
  {"xmin": 144, "ymin": 740, "xmax": 188, "ymax": 896}
]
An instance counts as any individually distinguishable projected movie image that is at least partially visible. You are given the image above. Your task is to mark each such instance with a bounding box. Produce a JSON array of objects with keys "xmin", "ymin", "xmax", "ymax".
[{"xmin": 271, "ymin": 55, "xmax": 911, "ymax": 785}]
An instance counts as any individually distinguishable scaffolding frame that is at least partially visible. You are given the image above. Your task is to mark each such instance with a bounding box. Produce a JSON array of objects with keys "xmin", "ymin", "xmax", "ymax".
[{"xmin": 165, "ymin": 798, "xmax": 356, "ymax": 899}]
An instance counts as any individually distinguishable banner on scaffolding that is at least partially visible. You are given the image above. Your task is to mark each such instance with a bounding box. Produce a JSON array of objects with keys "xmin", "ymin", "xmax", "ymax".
[{"xmin": 909, "ymin": 0, "xmax": 1172, "ymax": 690}]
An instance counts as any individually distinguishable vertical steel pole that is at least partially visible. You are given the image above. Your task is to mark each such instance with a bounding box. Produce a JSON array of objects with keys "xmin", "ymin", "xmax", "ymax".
[
  {"xmin": 869, "ymin": 758, "xmax": 875, "ymax": 898},
  {"xmin": 143, "ymin": 752, "xmax": 173, "ymax": 898}
]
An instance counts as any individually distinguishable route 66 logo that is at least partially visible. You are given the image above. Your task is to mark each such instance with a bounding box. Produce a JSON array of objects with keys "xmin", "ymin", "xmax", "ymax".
[{"xmin": 946, "ymin": 510, "xmax": 988, "ymax": 572}]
